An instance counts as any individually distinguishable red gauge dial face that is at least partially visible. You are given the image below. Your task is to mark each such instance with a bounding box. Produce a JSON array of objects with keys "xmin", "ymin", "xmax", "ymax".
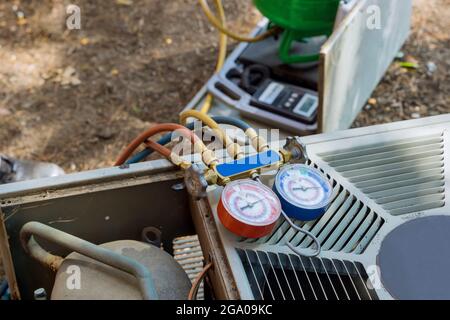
[{"xmin": 221, "ymin": 179, "xmax": 281, "ymax": 226}]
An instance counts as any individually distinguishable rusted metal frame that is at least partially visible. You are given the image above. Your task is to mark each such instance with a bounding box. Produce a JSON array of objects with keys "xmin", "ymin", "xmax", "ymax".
[
  {"xmin": 189, "ymin": 197, "xmax": 240, "ymax": 299},
  {"xmin": 0, "ymin": 207, "xmax": 20, "ymax": 299}
]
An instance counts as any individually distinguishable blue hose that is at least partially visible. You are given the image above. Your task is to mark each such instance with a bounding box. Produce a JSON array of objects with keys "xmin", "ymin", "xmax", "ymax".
[
  {"xmin": 126, "ymin": 116, "xmax": 252, "ymax": 164},
  {"xmin": 210, "ymin": 116, "xmax": 252, "ymax": 131},
  {"xmin": 0, "ymin": 278, "xmax": 9, "ymax": 300}
]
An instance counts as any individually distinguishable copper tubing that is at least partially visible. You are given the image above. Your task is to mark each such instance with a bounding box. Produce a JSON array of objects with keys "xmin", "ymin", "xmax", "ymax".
[
  {"xmin": 144, "ymin": 139, "xmax": 171, "ymax": 158},
  {"xmin": 188, "ymin": 262, "xmax": 213, "ymax": 300},
  {"xmin": 115, "ymin": 123, "xmax": 201, "ymax": 166}
]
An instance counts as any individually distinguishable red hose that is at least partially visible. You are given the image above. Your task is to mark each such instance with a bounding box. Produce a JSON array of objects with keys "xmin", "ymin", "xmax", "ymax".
[{"xmin": 115, "ymin": 123, "xmax": 198, "ymax": 166}]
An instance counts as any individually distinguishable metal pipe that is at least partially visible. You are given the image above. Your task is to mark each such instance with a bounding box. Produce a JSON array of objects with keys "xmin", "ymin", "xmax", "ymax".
[{"xmin": 20, "ymin": 221, "xmax": 158, "ymax": 300}]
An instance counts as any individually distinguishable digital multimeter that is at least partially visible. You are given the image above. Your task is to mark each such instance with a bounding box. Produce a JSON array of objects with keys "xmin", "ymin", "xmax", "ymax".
[{"xmin": 252, "ymin": 79, "xmax": 319, "ymax": 124}]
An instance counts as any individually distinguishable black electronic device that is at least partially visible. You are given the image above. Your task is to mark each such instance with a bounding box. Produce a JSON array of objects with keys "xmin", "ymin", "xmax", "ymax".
[
  {"xmin": 206, "ymin": 23, "xmax": 322, "ymax": 133},
  {"xmin": 251, "ymin": 79, "xmax": 318, "ymax": 124},
  {"xmin": 226, "ymin": 64, "xmax": 318, "ymax": 124}
]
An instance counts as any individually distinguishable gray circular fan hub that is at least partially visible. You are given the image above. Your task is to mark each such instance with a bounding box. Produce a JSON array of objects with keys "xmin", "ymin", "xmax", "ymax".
[{"xmin": 378, "ymin": 216, "xmax": 450, "ymax": 300}]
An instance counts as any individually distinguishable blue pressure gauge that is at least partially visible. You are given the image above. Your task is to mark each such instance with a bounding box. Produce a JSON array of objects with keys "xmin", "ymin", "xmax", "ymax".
[{"xmin": 274, "ymin": 164, "xmax": 332, "ymax": 221}]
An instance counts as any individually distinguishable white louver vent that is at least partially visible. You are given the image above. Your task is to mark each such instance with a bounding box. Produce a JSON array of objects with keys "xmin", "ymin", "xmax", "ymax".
[
  {"xmin": 318, "ymin": 133, "xmax": 445, "ymax": 216},
  {"xmin": 206, "ymin": 115, "xmax": 450, "ymax": 300},
  {"xmin": 236, "ymin": 249, "xmax": 378, "ymax": 300},
  {"xmin": 241, "ymin": 163, "xmax": 385, "ymax": 255}
]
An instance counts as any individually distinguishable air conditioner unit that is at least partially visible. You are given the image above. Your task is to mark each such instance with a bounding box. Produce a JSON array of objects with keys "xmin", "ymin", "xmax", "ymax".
[
  {"xmin": 191, "ymin": 114, "xmax": 450, "ymax": 300},
  {"xmin": 2, "ymin": 115, "xmax": 448, "ymax": 300}
]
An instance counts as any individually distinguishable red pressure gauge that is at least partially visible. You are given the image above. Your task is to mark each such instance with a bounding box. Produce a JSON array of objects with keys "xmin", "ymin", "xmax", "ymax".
[{"xmin": 217, "ymin": 179, "xmax": 281, "ymax": 238}]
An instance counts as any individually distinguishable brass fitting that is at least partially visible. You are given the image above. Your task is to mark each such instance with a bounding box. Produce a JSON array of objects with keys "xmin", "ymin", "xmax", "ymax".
[
  {"xmin": 201, "ymin": 149, "xmax": 219, "ymax": 167},
  {"xmin": 212, "ymin": 128, "xmax": 243, "ymax": 160},
  {"xmin": 279, "ymin": 148, "xmax": 293, "ymax": 164},
  {"xmin": 170, "ymin": 153, "xmax": 185, "ymax": 166},
  {"xmin": 203, "ymin": 168, "xmax": 218, "ymax": 185},
  {"xmin": 245, "ymin": 128, "xmax": 269, "ymax": 152},
  {"xmin": 179, "ymin": 161, "xmax": 192, "ymax": 170},
  {"xmin": 227, "ymin": 142, "xmax": 244, "ymax": 160},
  {"xmin": 217, "ymin": 176, "xmax": 231, "ymax": 186},
  {"xmin": 193, "ymin": 140, "xmax": 206, "ymax": 154}
]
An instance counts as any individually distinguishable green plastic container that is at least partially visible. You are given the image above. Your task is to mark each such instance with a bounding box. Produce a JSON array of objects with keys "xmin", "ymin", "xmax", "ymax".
[{"xmin": 253, "ymin": 0, "xmax": 340, "ymax": 63}]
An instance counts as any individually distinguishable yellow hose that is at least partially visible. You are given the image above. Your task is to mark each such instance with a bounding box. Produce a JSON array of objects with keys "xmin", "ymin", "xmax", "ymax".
[
  {"xmin": 191, "ymin": 0, "xmax": 271, "ymax": 159},
  {"xmin": 180, "ymin": 110, "xmax": 243, "ymax": 159},
  {"xmin": 198, "ymin": 0, "xmax": 281, "ymax": 114},
  {"xmin": 199, "ymin": 94, "xmax": 214, "ymax": 114},
  {"xmin": 198, "ymin": 0, "xmax": 281, "ymax": 43},
  {"xmin": 199, "ymin": 0, "xmax": 227, "ymax": 114},
  {"xmin": 213, "ymin": 0, "xmax": 227, "ymax": 72}
]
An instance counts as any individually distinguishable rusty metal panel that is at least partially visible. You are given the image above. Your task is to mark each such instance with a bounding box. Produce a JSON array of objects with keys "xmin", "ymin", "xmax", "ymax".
[
  {"xmin": 189, "ymin": 197, "xmax": 240, "ymax": 300},
  {"xmin": 0, "ymin": 164, "xmax": 194, "ymax": 300}
]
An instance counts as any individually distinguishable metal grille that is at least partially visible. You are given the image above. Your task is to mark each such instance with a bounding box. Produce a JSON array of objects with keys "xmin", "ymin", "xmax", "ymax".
[
  {"xmin": 242, "ymin": 164, "xmax": 384, "ymax": 254},
  {"xmin": 173, "ymin": 235, "xmax": 204, "ymax": 299},
  {"xmin": 319, "ymin": 133, "xmax": 445, "ymax": 216},
  {"xmin": 237, "ymin": 249, "xmax": 378, "ymax": 300}
]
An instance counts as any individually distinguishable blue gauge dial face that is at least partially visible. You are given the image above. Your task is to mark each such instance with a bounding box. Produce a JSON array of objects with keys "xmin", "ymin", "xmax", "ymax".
[{"xmin": 275, "ymin": 164, "xmax": 332, "ymax": 209}]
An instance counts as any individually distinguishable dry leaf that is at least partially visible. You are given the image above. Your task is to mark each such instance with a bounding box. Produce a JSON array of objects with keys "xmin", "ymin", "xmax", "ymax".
[
  {"xmin": 368, "ymin": 98, "xmax": 377, "ymax": 105},
  {"xmin": 17, "ymin": 17, "xmax": 27, "ymax": 26},
  {"xmin": 80, "ymin": 37, "xmax": 90, "ymax": 46},
  {"xmin": 53, "ymin": 66, "xmax": 82, "ymax": 86},
  {"xmin": 116, "ymin": 0, "xmax": 133, "ymax": 6},
  {"xmin": 0, "ymin": 108, "xmax": 11, "ymax": 116}
]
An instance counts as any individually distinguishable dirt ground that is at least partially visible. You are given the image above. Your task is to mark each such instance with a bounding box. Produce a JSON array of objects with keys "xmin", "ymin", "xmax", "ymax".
[
  {"xmin": 353, "ymin": 0, "xmax": 450, "ymax": 127},
  {"xmin": 0, "ymin": 0, "xmax": 449, "ymax": 172}
]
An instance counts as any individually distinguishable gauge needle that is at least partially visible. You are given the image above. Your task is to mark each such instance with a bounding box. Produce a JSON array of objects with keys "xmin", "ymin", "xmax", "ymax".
[
  {"xmin": 293, "ymin": 186, "xmax": 322, "ymax": 192},
  {"xmin": 240, "ymin": 198, "xmax": 265, "ymax": 211}
]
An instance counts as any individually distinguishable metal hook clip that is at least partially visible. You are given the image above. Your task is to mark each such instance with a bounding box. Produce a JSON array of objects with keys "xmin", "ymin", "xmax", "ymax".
[{"xmin": 280, "ymin": 210, "xmax": 321, "ymax": 258}]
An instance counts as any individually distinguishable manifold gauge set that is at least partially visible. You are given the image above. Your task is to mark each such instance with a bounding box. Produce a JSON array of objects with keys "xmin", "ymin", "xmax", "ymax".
[
  {"xmin": 116, "ymin": 113, "xmax": 333, "ymax": 257},
  {"xmin": 185, "ymin": 137, "xmax": 333, "ymax": 257}
]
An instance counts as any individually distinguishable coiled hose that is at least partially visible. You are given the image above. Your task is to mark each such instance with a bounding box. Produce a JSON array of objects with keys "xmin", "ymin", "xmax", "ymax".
[
  {"xmin": 199, "ymin": 0, "xmax": 227, "ymax": 114},
  {"xmin": 198, "ymin": 0, "xmax": 281, "ymax": 42}
]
